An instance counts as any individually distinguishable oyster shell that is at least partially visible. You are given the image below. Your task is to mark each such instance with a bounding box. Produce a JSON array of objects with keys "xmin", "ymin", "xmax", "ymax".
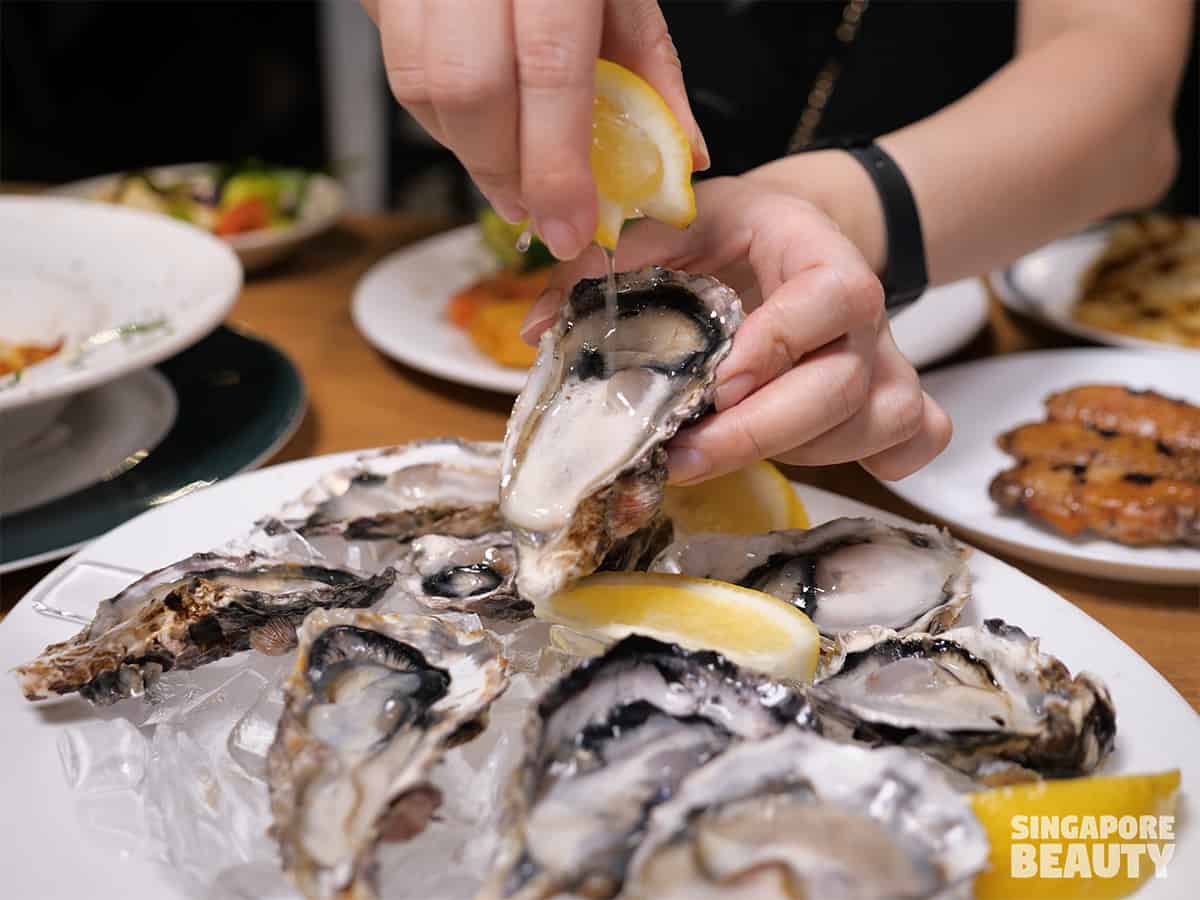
[
  {"xmin": 500, "ymin": 268, "xmax": 743, "ymax": 602},
  {"xmin": 650, "ymin": 517, "xmax": 971, "ymax": 638},
  {"xmin": 809, "ymin": 618, "xmax": 1116, "ymax": 777},
  {"xmin": 15, "ymin": 553, "xmax": 395, "ymax": 705},
  {"xmin": 268, "ymin": 609, "xmax": 508, "ymax": 900},
  {"xmin": 480, "ymin": 635, "xmax": 806, "ymax": 900},
  {"xmin": 398, "ymin": 531, "xmax": 531, "ymax": 620},
  {"xmin": 623, "ymin": 729, "xmax": 988, "ymax": 900},
  {"xmin": 268, "ymin": 440, "xmax": 504, "ymax": 544}
]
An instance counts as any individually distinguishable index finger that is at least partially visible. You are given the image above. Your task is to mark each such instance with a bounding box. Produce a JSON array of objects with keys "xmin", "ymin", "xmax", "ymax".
[{"xmin": 514, "ymin": 0, "xmax": 604, "ymax": 260}]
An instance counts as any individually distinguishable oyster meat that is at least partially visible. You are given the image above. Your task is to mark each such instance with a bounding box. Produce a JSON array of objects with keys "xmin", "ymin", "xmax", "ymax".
[
  {"xmin": 268, "ymin": 609, "xmax": 508, "ymax": 900},
  {"xmin": 810, "ymin": 618, "xmax": 1117, "ymax": 777},
  {"xmin": 480, "ymin": 635, "xmax": 807, "ymax": 900},
  {"xmin": 651, "ymin": 517, "xmax": 971, "ymax": 638},
  {"xmin": 15, "ymin": 553, "xmax": 395, "ymax": 705},
  {"xmin": 500, "ymin": 268, "xmax": 743, "ymax": 602},
  {"xmin": 623, "ymin": 729, "xmax": 988, "ymax": 900},
  {"xmin": 271, "ymin": 439, "xmax": 503, "ymax": 543},
  {"xmin": 397, "ymin": 531, "xmax": 531, "ymax": 620}
]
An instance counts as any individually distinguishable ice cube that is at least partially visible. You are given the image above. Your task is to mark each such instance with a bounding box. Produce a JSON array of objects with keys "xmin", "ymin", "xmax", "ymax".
[{"xmin": 58, "ymin": 717, "xmax": 148, "ymax": 792}]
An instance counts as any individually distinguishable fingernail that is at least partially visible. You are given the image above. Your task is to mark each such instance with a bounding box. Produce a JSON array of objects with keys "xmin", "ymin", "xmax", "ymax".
[
  {"xmin": 520, "ymin": 289, "xmax": 562, "ymax": 343},
  {"xmin": 693, "ymin": 128, "xmax": 711, "ymax": 171},
  {"xmin": 493, "ymin": 197, "xmax": 527, "ymax": 225},
  {"xmin": 715, "ymin": 373, "xmax": 755, "ymax": 410},
  {"xmin": 667, "ymin": 447, "xmax": 709, "ymax": 485},
  {"xmin": 537, "ymin": 219, "xmax": 581, "ymax": 260}
]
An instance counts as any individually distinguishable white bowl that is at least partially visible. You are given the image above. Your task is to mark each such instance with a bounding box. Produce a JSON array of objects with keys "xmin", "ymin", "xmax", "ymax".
[
  {"xmin": 50, "ymin": 163, "xmax": 346, "ymax": 273},
  {"xmin": 0, "ymin": 196, "xmax": 241, "ymax": 443}
]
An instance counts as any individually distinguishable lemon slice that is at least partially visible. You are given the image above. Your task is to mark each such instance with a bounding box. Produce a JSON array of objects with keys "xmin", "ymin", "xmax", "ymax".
[
  {"xmin": 970, "ymin": 770, "xmax": 1181, "ymax": 900},
  {"xmin": 538, "ymin": 572, "xmax": 819, "ymax": 682},
  {"xmin": 590, "ymin": 59, "xmax": 696, "ymax": 250},
  {"xmin": 662, "ymin": 461, "xmax": 810, "ymax": 535}
]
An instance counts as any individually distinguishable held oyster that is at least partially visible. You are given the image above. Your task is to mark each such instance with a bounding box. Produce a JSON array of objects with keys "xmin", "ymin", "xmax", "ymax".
[
  {"xmin": 623, "ymin": 729, "xmax": 988, "ymax": 900},
  {"xmin": 268, "ymin": 609, "xmax": 508, "ymax": 900},
  {"xmin": 810, "ymin": 618, "xmax": 1116, "ymax": 778},
  {"xmin": 397, "ymin": 531, "xmax": 531, "ymax": 620},
  {"xmin": 650, "ymin": 517, "xmax": 971, "ymax": 638},
  {"xmin": 15, "ymin": 553, "xmax": 395, "ymax": 705},
  {"xmin": 480, "ymin": 635, "xmax": 807, "ymax": 900},
  {"xmin": 500, "ymin": 268, "xmax": 744, "ymax": 602}
]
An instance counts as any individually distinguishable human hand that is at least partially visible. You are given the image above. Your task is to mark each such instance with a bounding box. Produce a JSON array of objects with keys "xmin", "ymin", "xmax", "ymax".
[
  {"xmin": 362, "ymin": 0, "xmax": 707, "ymax": 260},
  {"xmin": 520, "ymin": 176, "xmax": 952, "ymax": 483}
]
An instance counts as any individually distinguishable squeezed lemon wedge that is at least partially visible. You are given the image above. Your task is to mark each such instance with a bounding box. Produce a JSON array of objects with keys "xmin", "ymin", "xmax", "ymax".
[
  {"xmin": 970, "ymin": 770, "xmax": 1181, "ymax": 900},
  {"xmin": 537, "ymin": 572, "xmax": 819, "ymax": 683},
  {"xmin": 663, "ymin": 461, "xmax": 810, "ymax": 535},
  {"xmin": 590, "ymin": 59, "xmax": 696, "ymax": 250}
]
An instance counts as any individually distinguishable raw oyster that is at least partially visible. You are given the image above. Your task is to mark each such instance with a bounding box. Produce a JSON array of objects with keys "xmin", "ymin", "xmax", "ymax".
[
  {"xmin": 270, "ymin": 439, "xmax": 504, "ymax": 543},
  {"xmin": 15, "ymin": 553, "xmax": 395, "ymax": 705},
  {"xmin": 268, "ymin": 609, "xmax": 508, "ymax": 900},
  {"xmin": 480, "ymin": 635, "xmax": 807, "ymax": 900},
  {"xmin": 809, "ymin": 618, "xmax": 1116, "ymax": 777},
  {"xmin": 398, "ymin": 531, "xmax": 531, "ymax": 620},
  {"xmin": 500, "ymin": 268, "xmax": 743, "ymax": 602},
  {"xmin": 623, "ymin": 729, "xmax": 988, "ymax": 900},
  {"xmin": 651, "ymin": 517, "xmax": 970, "ymax": 638}
]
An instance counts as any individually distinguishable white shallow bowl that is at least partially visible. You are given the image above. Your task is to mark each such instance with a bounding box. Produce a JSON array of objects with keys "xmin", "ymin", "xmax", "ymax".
[
  {"xmin": 0, "ymin": 197, "xmax": 241, "ymax": 448},
  {"xmin": 990, "ymin": 225, "xmax": 1200, "ymax": 353},
  {"xmin": 0, "ymin": 448, "xmax": 1194, "ymax": 899},
  {"xmin": 51, "ymin": 164, "xmax": 346, "ymax": 273},
  {"xmin": 887, "ymin": 348, "xmax": 1200, "ymax": 583},
  {"xmin": 352, "ymin": 226, "xmax": 990, "ymax": 396}
]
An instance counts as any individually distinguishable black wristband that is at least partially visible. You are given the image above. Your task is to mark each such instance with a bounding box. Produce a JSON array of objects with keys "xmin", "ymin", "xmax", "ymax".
[{"xmin": 844, "ymin": 143, "xmax": 928, "ymax": 315}]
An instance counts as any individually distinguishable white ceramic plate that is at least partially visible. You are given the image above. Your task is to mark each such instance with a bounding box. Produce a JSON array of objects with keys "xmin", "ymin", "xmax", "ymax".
[
  {"xmin": 51, "ymin": 164, "xmax": 346, "ymax": 273},
  {"xmin": 0, "ymin": 449, "xmax": 1194, "ymax": 899},
  {"xmin": 0, "ymin": 197, "xmax": 241, "ymax": 426},
  {"xmin": 989, "ymin": 226, "xmax": 1199, "ymax": 353},
  {"xmin": 886, "ymin": 348, "xmax": 1200, "ymax": 583},
  {"xmin": 0, "ymin": 368, "xmax": 177, "ymax": 517},
  {"xmin": 352, "ymin": 226, "xmax": 990, "ymax": 396}
]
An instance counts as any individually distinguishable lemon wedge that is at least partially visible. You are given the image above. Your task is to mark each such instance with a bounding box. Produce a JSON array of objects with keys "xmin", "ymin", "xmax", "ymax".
[
  {"xmin": 590, "ymin": 59, "xmax": 696, "ymax": 250},
  {"xmin": 970, "ymin": 770, "xmax": 1181, "ymax": 900},
  {"xmin": 662, "ymin": 461, "xmax": 810, "ymax": 535},
  {"xmin": 537, "ymin": 572, "xmax": 819, "ymax": 682}
]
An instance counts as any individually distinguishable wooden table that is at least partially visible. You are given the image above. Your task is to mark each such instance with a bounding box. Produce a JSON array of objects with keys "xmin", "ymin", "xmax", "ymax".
[{"xmin": 2, "ymin": 214, "xmax": 1197, "ymax": 712}]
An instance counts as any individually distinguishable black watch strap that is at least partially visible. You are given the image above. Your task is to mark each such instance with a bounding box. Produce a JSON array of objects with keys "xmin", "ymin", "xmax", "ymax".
[{"xmin": 844, "ymin": 143, "xmax": 928, "ymax": 315}]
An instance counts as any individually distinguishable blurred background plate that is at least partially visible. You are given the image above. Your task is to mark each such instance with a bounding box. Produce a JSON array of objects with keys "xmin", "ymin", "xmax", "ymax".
[
  {"xmin": 0, "ymin": 368, "xmax": 177, "ymax": 517},
  {"xmin": 50, "ymin": 164, "xmax": 346, "ymax": 273},
  {"xmin": 352, "ymin": 226, "xmax": 992, "ymax": 395},
  {"xmin": 887, "ymin": 348, "xmax": 1200, "ymax": 584},
  {"xmin": 0, "ymin": 326, "xmax": 305, "ymax": 573}
]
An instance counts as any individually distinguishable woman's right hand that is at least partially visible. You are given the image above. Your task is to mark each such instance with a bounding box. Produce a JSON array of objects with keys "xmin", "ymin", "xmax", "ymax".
[{"xmin": 361, "ymin": 0, "xmax": 707, "ymax": 260}]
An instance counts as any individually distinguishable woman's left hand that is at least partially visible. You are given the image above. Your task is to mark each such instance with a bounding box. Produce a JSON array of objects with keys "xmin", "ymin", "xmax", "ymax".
[{"xmin": 519, "ymin": 175, "xmax": 952, "ymax": 485}]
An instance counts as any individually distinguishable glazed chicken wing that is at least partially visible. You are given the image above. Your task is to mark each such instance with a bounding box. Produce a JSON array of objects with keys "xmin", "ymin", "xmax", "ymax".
[
  {"xmin": 1045, "ymin": 385, "xmax": 1200, "ymax": 452},
  {"xmin": 998, "ymin": 420, "xmax": 1200, "ymax": 482}
]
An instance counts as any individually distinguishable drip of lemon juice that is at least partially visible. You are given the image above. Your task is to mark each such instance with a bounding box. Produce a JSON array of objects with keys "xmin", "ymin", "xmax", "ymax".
[{"xmin": 601, "ymin": 245, "xmax": 619, "ymax": 341}]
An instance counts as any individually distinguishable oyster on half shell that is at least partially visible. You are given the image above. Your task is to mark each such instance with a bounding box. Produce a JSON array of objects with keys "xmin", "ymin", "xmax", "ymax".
[
  {"xmin": 268, "ymin": 609, "xmax": 508, "ymax": 900},
  {"xmin": 480, "ymin": 635, "xmax": 807, "ymax": 900},
  {"xmin": 395, "ymin": 531, "xmax": 531, "ymax": 620},
  {"xmin": 15, "ymin": 553, "xmax": 395, "ymax": 705},
  {"xmin": 500, "ymin": 269, "xmax": 743, "ymax": 602},
  {"xmin": 810, "ymin": 618, "xmax": 1116, "ymax": 778},
  {"xmin": 651, "ymin": 517, "xmax": 971, "ymax": 639},
  {"xmin": 622, "ymin": 729, "xmax": 988, "ymax": 900}
]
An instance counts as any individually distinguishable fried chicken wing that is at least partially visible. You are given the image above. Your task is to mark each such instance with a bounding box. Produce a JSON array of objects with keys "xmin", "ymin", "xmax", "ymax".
[
  {"xmin": 998, "ymin": 420, "xmax": 1200, "ymax": 482},
  {"xmin": 989, "ymin": 459, "xmax": 1200, "ymax": 546},
  {"xmin": 1045, "ymin": 384, "xmax": 1200, "ymax": 452}
]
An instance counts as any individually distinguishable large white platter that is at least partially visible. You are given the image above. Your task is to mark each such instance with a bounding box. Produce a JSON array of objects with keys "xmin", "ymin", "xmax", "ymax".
[
  {"xmin": 0, "ymin": 448, "xmax": 1194, "ymax": 898},
  {"xmin": 352, "ymin": 225, "xmax": 989, "ymax": 395},
  {"xmin": 888, "ymin": 348, "xmax": 1200, "ymax": 583},
  {"xmin": 0, "ymin": 197, "xmax": 241, "ymax": 430},
  {"xmin": 989, "ymin": 225, "xmax": 1199, "ymax": 353}
]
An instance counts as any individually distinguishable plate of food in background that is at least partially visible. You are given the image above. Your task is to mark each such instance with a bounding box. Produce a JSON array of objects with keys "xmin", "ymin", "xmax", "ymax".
[
  {"xmin": 352, "ymin": 211, "xmax": 990, "ymax": 395},
  {"xmin": 50, "ymin": 162, "xmax": 345, "ymax": 272},
  {"xmin": 990, "ymin": 214, "xmax": 1200, "ymax": 351},
  {"xmin": 0, "ymin": 196, "xmax": 241, "ymax": 451},
  {"xmin": 884, "ymin": 347, "xmax": 1200, "ymax": 584}
]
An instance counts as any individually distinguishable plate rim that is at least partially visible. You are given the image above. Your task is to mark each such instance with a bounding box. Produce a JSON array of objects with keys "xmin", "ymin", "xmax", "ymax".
[{"xmin": 0, "ymin": 196, "xmax": 243, "ymax": 413}]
